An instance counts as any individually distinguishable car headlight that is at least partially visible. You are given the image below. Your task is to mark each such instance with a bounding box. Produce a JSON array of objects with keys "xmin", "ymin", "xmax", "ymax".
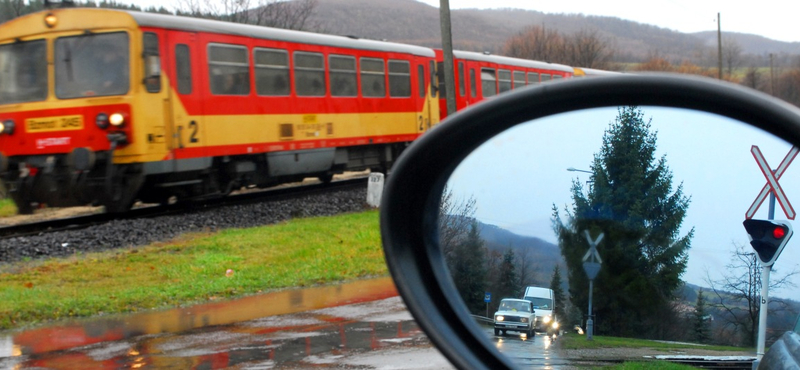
[
  {"xmin": 543, "ymin": 315, "xmax": 552, "ymax": 323},
  {"xmin": 521, "ymin": 317, "xmax": 528, "ymax": 323},
  {"xmin": 552, "ymin": 321, "xmax": 559, "ymax": 329},
  {"xmin": 495, "ymin": 316, "xmax": 504, "ymax": 322}
]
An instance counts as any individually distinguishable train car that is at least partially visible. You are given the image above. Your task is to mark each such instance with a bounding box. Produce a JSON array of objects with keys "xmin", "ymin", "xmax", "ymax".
[
  {"xmin": 573, "ymin": 66, "xmax": 620, "ymax": 77},
  {"xmin": 0, "ymin": 8, "xmax": 440, "ymax": 213},
  {"xmin": 434, "ymin": 50, "xmax": 574, "ymax": 119}
]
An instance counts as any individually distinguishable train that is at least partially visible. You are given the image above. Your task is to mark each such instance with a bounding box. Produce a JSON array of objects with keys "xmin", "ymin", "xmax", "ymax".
[{"xmin": 0, "ymin": 8, "xmax": 580, "ymax": 214}]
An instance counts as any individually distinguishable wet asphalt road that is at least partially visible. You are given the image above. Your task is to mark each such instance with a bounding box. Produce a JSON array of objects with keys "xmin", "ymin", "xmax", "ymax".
[{"xmin": 480, "ymin": 326, "xmax": 567, "ymax": 368}]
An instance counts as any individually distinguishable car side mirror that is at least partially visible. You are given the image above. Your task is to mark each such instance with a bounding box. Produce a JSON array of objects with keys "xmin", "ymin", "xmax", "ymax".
[{"xmin": 380, "ymin": 74, "xmax": 800, "ymax": 369}]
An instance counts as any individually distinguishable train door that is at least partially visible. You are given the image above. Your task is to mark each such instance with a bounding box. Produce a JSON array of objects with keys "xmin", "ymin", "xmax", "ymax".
[
  {"xmin": 417, "ymin": 59, "xmax": 436, "ymax": 132},
  {"xmin": 164, "ymin": 31, "xmax": 205, "ymax": 164}
]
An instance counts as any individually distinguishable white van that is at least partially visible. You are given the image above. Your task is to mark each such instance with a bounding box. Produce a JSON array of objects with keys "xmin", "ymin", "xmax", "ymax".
[{"xmin": 522, "ymin": 286, "xmax": 559, "ymax": 333}]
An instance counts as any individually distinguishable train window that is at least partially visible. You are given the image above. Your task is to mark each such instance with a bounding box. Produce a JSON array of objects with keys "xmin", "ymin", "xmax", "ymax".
[
  {"xmin": 436, "ymin": 61, "xmax": 445, "ymax": 98},
  {"xmin": 0, "ymin": 39, "xmax": 47, "ymax": 104},
  {"xmin": 388, "ymin": 60, "xmax": 411, "ymax": 97},
  {"xmin": 498, "ymin": 69, "xmax": 512, "ymax": 93},
  {"xmin": 294, "ymin": 52, "xmax": 325, "ymax": 97},
  {"xmin": 208, "ymin": 44, "xmax": 250, "ymax": 95},
  {"xmin": 175, "ymin": 44, "xmax": 192, "ymax": 95},
  {"xmin": 418, "ymin": 65, "xmax": 425, "ymax": 98},
  {"xmin": 255, "ymin": 48, "xmax": 289, "ymax": 96},
  {"xmin": 513, "ymin": 71, "xmax": 525, "ymax": 89},
  {"xmin": 143, "ymin": 33, "xmax": 161, "ymax": 93},
  {"xmin": 470, "ymin": 69, "xmax": 476, "ymax": 97},
  {"xmin": 430, "ymin": 61, "xmax": 436, "ymax": 97},
  {"xmin": 55, "ymin": 32, "xmax": 129, "ymax": 99},
  {"xmin": 458, "ymin": 62, "xmax": 465, "ymax": 97},
  {"xmin": 361, "ymin": 58, "xmax": 385, "ymax": 98},
  {"xmin": 527, "ymin": 72, "xmax": 540, "ymax": 85},
  {"xmin": 329, "ymin": 54, "xmax": 357, "ymax": 97},
  {"xmin": 553, "ymin": 74, "xmax": 564, "ymax": 81},
  {"xmin": 480, "ymin": 68, "xmax": 496, "ymax": 98},
  {"xmin": 541, "ymin": 73, "xmax": 552, "ymax": 83}
]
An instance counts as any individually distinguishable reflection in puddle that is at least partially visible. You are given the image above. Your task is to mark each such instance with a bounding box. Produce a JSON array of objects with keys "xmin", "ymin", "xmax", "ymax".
[{"xmin": 0, "ymin": 277, "xmax": 407, "ymax": 368}]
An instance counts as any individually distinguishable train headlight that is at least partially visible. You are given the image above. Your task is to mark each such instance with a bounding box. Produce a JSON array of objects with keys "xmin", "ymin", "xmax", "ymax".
[
  {"xmin": 0, "ymin": 120, "xmax": 14, "ymax": 135},
  {"xmin": 96, "ymin": 113, "xmax": 110, "ymax": 129},
  {"xmin": 109, "ymin": 113, "xmax": 125, "ymax": 127},
  {"xmin": 44, "ymin": 13, "xmax": 57, "ymax": 28}
]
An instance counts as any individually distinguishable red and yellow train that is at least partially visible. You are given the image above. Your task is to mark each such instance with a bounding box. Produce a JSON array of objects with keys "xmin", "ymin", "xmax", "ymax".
[{"xmin": 0, "ymin": 8, "xmax": 574, "ymax": 213}]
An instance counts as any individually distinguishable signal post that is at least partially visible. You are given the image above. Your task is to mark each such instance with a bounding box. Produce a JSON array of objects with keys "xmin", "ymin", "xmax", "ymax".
[{"xmin": 744, "ymin": 145, "xmax": 797, "ymax": 367}]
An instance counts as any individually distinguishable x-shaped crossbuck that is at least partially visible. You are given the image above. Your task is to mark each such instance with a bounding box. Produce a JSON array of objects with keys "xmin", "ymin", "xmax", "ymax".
[{"xmin": 746, "ymin": 145, "xmax": 798, "ymax": 220}]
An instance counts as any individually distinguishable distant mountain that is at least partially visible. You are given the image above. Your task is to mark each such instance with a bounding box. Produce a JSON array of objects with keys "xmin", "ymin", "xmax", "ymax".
[
  {"xmin": 310, "ymin": 0, "xmax": 799, "ymax": 65},
  {"xmin": 692, "ymin": 31, "xmax": 800, "ymax": 56},
  {"xmin": 477, "ymin": 221, "xmax": 564, "ymax": 288}
]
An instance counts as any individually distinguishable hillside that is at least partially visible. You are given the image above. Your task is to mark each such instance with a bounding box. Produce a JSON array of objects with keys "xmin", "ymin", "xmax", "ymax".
[{"xmin": 311, "ymin": 0, "xmax": 798, "ymax": 64}]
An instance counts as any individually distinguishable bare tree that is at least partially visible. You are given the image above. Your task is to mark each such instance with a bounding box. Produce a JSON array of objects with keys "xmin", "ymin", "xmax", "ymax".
[
  {"xmin": 249, "ymin": 0, "xmax": 319, "ymax": 31},
  {"xmin": 564, "ymin": 29, "xmax": 613, "ymax": 69},
  {"xmin": 503, "ymin": 25, "xmax": 565, "ymax": 63},
  {"xmin": 515, "ymin": 245, "xmax": 534, "ymax": 288},
  {"xmin": 723, "ymin": 36, "xmax": 743, "ymax": 79},
  {"xmin": 706, "ymin": 243, "xmax": 799, "ymax": 346},
  {"xmin": 438, "ymin": 185, "xmax": 477, "ymax": 263},
  {"xmin": 171, "ymin": 0, "xmax": 320, "ymax": 31},
  {"xmin": 742, "ymin": 66, "xmax": 763, "ymax": 90}
]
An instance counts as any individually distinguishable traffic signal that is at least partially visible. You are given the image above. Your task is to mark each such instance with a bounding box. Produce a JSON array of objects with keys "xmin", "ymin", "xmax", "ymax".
[{"xmin": 742, "ymin": 219, "xmax": 793, "ymax": 266}]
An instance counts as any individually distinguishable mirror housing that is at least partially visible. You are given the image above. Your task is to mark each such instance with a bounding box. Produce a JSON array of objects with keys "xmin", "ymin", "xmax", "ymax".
[{"xmin": 380, "ymin": 74, "xmax": 800, "ymax": 369}]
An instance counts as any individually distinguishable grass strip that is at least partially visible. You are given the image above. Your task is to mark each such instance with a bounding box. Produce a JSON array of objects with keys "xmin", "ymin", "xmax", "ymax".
[
  {"xmin": 559, "ymin": 333, "xmax": 747, "ymax": 352},
  {"xmin": 0, "ymin": 210, "xmax": 386, "ymax": 329},
  {"xmin": 0, "ymin": 198, "xmax": 17, "ymax": 217}
]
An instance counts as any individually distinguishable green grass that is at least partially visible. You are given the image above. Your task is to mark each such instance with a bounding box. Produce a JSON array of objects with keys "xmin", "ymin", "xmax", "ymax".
[
  {"xmin": 0, "ymin": 198, "xmax": 17, "ymax": 217},
  {"xmin": 0, "ymin": 210, "xmax": 387, "ymax": 329},
  {"xmin": 560, "ymin": 333, "xmax": 746, "ymax": 352}
]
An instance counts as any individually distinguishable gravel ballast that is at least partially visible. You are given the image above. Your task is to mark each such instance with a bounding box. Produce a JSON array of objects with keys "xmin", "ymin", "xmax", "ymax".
[{"xmin": 0, "ymin": 187, "xmax": 369, "ymax": 264}]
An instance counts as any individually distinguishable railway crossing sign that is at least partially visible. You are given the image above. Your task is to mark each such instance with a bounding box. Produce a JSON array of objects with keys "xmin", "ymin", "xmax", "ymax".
[
  {"xmin": 746, "ymin": 146, "xmax": 798, "ymax": 220},
  {"xmin": 582, "ymin": 230, "xmax": 603, "ymax": 280}
]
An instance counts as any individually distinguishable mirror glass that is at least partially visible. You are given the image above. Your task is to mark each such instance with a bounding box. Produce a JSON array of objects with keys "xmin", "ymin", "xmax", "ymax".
[{"xmin": 439, "ymin": 106, "xmax": 800, "ymax": 366}]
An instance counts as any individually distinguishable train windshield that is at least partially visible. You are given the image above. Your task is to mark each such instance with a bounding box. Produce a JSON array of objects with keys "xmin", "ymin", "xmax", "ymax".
[
  {"xmin": 0, "ymin": 40, "xmax": 48, "ymax": 105},
  {"xmin": 55, "ymin": 32, "xmax": 129, "ymax": 99}
]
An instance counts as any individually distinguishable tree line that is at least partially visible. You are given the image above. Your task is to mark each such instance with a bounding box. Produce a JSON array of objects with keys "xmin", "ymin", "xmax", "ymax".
[{"xmin": 438, "ymin": 189, "xmax": 567, "ymax": 318}]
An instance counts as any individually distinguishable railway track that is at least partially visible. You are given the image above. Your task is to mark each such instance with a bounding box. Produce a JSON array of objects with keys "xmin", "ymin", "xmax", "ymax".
[{"xmin": 0, "ymin": 177, "xmax": 368, "ymax": 240}]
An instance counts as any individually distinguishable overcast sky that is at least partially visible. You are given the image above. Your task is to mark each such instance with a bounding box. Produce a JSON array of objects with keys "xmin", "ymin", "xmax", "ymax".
[{"xmin": 130, "ymin": 0, "xmax": 800, "ymax": 43}]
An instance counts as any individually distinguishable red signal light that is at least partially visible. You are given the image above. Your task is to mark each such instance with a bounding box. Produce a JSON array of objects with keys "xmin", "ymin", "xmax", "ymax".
[{"xmin": 773, "ymin": 226, "xmax": 787, "ymax": 239}]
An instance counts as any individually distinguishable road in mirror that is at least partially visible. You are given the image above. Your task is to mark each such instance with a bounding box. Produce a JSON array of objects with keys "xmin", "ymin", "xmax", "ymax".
[{"xmin": 439, "ymin": 106, "xmax": 800, "ymax": 366}]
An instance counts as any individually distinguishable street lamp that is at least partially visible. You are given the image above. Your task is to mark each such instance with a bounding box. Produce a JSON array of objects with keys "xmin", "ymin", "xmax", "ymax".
[{"xmin": 566, "ymin": 167, "xmax": 592, "ymax": 174}]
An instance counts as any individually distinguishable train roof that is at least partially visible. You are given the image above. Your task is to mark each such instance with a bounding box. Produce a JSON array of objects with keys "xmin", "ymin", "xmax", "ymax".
[
  {"xmin": 2, "ymin": 8, "xmax": 435, "ymax": 58},
  {"xmin": 575, "ymin": 67, "xmax": 621, "ymax": 76},
  {"xmin": 127, "ymin": 11, "xmax": 436, "ymax": 57},
  {"xmin": 453, "ymin": 50, "xmax": 574, "ymax": 73}
]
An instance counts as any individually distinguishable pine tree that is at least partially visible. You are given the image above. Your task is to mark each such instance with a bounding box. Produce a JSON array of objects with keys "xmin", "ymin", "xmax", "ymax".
[
  {"xmin": 493, "ymin": 249, "xmax": 520, "ymax": 300},
  {"xmin": 450, "ymin": 221, "xmax": 488, "ymax": 314},
  {"xmin": 553, "ymin": 106, "xmax": 693, "ymax": 338},
  {"xmin": 693, "ymin": 289, "xmax": 710, "ymax": 343},
  {"xmin": 550, "ymin": 265, "xmax": 566, "ymax": 324}
]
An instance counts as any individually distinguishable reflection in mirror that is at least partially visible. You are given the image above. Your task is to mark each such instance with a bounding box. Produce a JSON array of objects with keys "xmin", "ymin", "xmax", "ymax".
[{"xmin": 439, "ymin": 106, "xmax": 800, "ymax": 366}]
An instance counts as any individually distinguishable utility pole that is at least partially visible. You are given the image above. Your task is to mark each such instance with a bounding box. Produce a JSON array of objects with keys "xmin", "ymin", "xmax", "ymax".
[
  {"xmin": 770, "ymin": 53, "xmax": 776, "ymax": 96},
  {"xmin": 439, "ymin": 0, "xmax": 457, "ymax": 116},
  {"xmin": 717, "ymin": 12, "xmax": 722, "ymax": 80}
]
